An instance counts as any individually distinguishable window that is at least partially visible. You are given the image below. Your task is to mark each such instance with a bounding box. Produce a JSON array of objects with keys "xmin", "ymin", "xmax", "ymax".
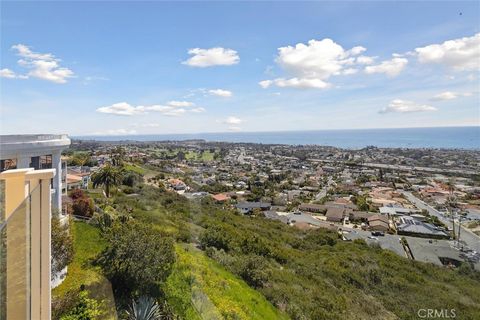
[
  {"xmin": 30, "ymin": 156, "xmax": 40, "ymax": 169},
  {"xmin": 0, "ymin": 159, "xmax": 17, "ymax": 172},
  {"xmin": 40, "ymin": 155, "xmax": 52, "ymax": 169}
]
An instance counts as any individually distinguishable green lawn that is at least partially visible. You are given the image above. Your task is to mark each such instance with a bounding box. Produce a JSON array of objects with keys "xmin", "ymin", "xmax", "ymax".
[
  {"xmin": 164, "ymin": 244, "xmax": 290, "ymax": 320},
  {"xmin": 123, "ymin": 163, "xmax": 146, "ymax": 175},
  {"xmin": 53, "ymin": 222, "xmax": 117, "ymax": 319}
]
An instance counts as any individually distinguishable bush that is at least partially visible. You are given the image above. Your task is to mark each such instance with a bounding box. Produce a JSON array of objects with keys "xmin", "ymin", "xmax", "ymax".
[
  {"xmin": 69, "ymin": 189, "xmax": 94, "ymax": 217},
  {"xmin": 56, "ymin": 289, "xmax": 103, "ymax": 320},
  {"xmin": 98, "ymin": 222, "xmax": 176, "ymax": 300},
  {"xmin": 235, "ymin": 255, "xmax": 270, "ymax": 288},
  {"xmin": 51, "ymin": 216, "xmax": 74, "ymax": 276},
  {"xmin": 72, "ymin": 196, "xmax": 94, "ymax": 217}
]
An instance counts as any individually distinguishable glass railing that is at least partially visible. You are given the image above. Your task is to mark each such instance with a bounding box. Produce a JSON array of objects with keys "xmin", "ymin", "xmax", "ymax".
[{"xmin": 0, "ymin": 184, "xmax": 39, "ymax": 319}]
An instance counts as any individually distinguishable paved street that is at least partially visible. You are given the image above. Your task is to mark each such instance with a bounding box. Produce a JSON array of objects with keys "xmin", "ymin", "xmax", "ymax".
[
  {"xmin": 402, "ymin": 191, "xmax": 480, "ymax": 252},
  {"xmin": 343, "ymin": 228, "xmax": 480, "ymax": 270}
]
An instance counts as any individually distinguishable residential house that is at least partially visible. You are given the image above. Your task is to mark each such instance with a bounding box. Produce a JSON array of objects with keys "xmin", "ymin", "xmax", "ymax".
[
  {"xmin": 368, "ymin": 214, "xmax": 389, "ymax": 231},
  {"xmin": 396, "ymin": 216, "xmax": 449, "ymax": 239},
  {"xmin": 236, "ymin": 202, "xmax": 271, "ymax": 215}
]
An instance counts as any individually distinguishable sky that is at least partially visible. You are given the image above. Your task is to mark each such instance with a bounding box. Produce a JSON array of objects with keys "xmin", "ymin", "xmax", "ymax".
[{"xmin": 1, "ymin": 1, "xmax": 479, "ymax": 136}]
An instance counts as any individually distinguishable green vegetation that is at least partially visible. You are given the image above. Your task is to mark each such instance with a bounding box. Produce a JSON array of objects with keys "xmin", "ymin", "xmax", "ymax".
[
  {"xmin": 66, "ymin": 151, "xmax": 97, "ymax": 167},
  {"xmin": 55, "ymin": 156, "xmax": 480, "ymax": 320},
  {"xmin": 53, "ymin": 222, "xmax": 107, "ymax": 297},
  {"xmin": 91, "ymin": 163, "xmax": 123, "ymax": 197},
  {"xmin": 110, "ymin": 183, "xmax": 480, "ymax": 319},
  {"xmin": 164, "ymin": 244, "xmax": 288, "ymax": 320},
  {"xmin": 51, "ymin": 215, "xmax": 74, "ymax": 276},
  {"xmin": 125, "ymin": 296, "xmax": 163, "ymax": 320},
  {"xmin": 97, "ymin": 222, "xmax": 175, "ymax": 303},
  {"xmin": 53, "ymin": 222, "xmax": 116, "ymax": 319},
  {"xmin": 69, "ymin": 189, "xmax": 95, "ymax": 217},
  {"xmin": 124, "ymin": 163, "xmax": 146, "ymax": 175},
  {"xmin": 58, "ymin": 290, "xmax": 104, "ymax": 320}
]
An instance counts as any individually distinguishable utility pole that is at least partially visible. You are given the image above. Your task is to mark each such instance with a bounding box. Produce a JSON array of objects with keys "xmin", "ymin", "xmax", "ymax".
[
  {"xmin": 451, "ymin": 210, "xmax": 456, "ymax": 241},
  {"xmin": 457, "ymin": 214, "xmax": 462, "ymax": 250}
]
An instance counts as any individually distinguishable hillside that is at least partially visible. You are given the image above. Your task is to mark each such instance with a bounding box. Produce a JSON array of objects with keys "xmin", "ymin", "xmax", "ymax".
[{"xmin": 124, "ymin": 185, "xmax": 480, "ymax": 320}]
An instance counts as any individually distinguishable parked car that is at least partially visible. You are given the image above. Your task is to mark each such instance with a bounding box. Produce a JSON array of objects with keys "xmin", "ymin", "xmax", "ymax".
[{"xmin": 371, "ymin": 231, "xmax": 385, "ymax": 236}]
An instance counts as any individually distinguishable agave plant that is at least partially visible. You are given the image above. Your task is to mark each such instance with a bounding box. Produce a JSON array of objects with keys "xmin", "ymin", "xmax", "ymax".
[{"xmin": 126, "ymin": 296, "xmax": 162, "ymax": 320}]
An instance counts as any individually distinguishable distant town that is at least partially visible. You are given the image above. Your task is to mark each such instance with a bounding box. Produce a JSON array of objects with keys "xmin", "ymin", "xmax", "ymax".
[{"xmin": 67, "ymin": 139, "xmax": 480, "ymax": 269}]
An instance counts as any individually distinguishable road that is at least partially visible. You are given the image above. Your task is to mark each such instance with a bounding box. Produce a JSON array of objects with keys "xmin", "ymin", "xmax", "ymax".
[
  {"xmin": 308, "ymin": 158, "xmax": 477, "ymax": 176},
  {"xmin": 402, "ymin": 191, "xmax": 480, "ymax": 252},
  {"xmin": 343, "ymin": 228, "xmax": 479, "ymax": 270}
]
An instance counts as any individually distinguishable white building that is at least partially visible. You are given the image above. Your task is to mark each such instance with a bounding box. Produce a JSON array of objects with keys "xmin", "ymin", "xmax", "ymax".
[{"xmin": 0, "ymin": 134, "xmax": 71, "ymax": 211}]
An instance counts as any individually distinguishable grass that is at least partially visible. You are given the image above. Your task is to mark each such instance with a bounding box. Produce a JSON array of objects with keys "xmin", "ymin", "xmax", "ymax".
[
  {"xmin": 123, "ymin": 163, "xmax": 146, "ymax": 175},
  {"xmin": 53, "ymin": 222, "xmax": 117, "ymax": 319},
  {"xmin": 185, "ymin": 151, "xmax": 215, "ymax": 162},
  {"xmin": 164, "ymin": 244, "xmax": 290, "ymax": 320}
]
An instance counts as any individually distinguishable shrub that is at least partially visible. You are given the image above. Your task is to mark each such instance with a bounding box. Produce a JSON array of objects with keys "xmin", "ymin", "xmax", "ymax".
[
  {"xmin": 98, "ymin": 222, "xmax": 176, "ymax": 300},
  {"xmin": 58, "ymin": 289, "xmax": 103, "ymax": 320},
  {"xmin": 72, "ymin": 196, "xmax": 94, "ymax": 217},
  {"xmin": 69, "ymin": 189, "xmax": 94, "ymax": 217},
  {"xmin": 51, "ymin": 215, "xmax": 74, "ymax": 276},
  {"xmin": 125, "ymin": 296, "xmax": 161, "ymax": 320}
]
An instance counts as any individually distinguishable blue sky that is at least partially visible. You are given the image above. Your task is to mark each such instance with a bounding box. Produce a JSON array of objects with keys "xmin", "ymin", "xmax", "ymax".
[{"xmin": 1, "ymin": 1, "xmax": 479, "ymax": 135}]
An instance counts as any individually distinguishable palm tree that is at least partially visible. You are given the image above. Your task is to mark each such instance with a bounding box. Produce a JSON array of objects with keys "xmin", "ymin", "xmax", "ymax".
[
  {"xmin": 126, "ymin": 296, "xmax": 162, "ymax": 320},
  {"xmin": 110, "ymin": 146, "xmax": 126, "ymax": 166},
  {"xmin": 92, "ymin": 163, "xmax": 122, "ymax": 197}
]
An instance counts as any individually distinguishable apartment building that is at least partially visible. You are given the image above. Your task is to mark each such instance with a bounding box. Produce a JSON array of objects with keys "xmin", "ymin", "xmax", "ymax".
[{"xmin": 0, "ymin": 134, "xmax": 71, "ymax": 211}]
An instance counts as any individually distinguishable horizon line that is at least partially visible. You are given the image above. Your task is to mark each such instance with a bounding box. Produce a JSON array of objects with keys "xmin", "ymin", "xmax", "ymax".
[{"xmin": 73, "ymin": 125, "xmax": 480, "ymax": 138}]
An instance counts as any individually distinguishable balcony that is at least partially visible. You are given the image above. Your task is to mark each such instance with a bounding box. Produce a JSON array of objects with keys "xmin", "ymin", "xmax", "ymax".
[{"xmin": 0, "ymin": 168, "xmax": 55, "ymax": 320}]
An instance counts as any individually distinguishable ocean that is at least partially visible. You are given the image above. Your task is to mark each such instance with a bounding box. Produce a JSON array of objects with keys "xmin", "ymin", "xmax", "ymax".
[{"xmin": 76, "ymin": 126, "xmax": 480, "ymax": 149}]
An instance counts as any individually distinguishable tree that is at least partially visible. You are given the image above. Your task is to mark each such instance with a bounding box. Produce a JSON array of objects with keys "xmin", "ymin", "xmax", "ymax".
[
  {"xmin": 98, "ymin": 222, "xmax": 175, "ymax": 299},
  {"xmin": 51, "ymin": 216, "xmax": 74, "ymax": 276},
  {"xmin": 110, "ymin": 146, "xmax": 126, "ymax": 166},
  {"xmin": 176, "ymin": 151, "xmax": 186, "ymax": 161},
  {"xmin": 92, "ymin": 164, "xmax": 122, "ymax": 197}
]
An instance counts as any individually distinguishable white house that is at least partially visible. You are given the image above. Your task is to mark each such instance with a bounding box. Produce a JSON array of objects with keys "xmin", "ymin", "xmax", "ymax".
[{"xmin": 0, "ymin": 134, "xmax": 71, "ymax": 212}]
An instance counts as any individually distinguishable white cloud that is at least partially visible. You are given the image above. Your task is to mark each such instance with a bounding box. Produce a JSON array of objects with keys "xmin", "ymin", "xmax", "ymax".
[
  {"xmin": 162, "ymin": 108, "xmax": 186, "ymax": 117},
  {"xmin": 342, "ymin": 68, "xmax": 358, "ymax": 75},
  {"xmin": 348, "ymin": 46, "xmax": 367, "ymax": 55},
  {"xmin": 276, "ymin": 38, "xmax": 362, "ymax": 80},
  {"xmin": 97, "ymin": 101, "xmax": 204, "ymax": 116},
  {"xmin": 182, "ymin": 47, "xmax": 239, "ymax": 67},
  {"xmin": 191, "ymin": 107, "xmax": 206, "ymax": 113},
  {"xmin": 259, "ymin": 80, "xmax": 273, "ymax": 89},
  {"xmin": 224, "ymin": 116, "xmax": 242, "ymax": 125},
  {"xmin": 143, "ymin": 105, "xmax": 186, "ymax": 116},
  {"xmin": 379, "ymin": 99, "xmax": 437, "ymax": 113},
  {"xmin": 167, "ymin": 100, "xmax": 195, "ymax": 107},
  {"xmin": 0, "ymin": 68, "xmax": 27, "ymax": 79},
  {"xmin": 260, "ymin": 77, "xmax": 331, "ymax": 89},
  {"xmin": 228, "ymin": 126, "xmax": 241, "ymax": 131},
  {"xmin": 8, "ymin": 44, "xmax": 74, "ymax": 83},
  {"xmin": 356, "ymin": 55, "xmax": 376, "ymax": 65},
  {"xmin": 431, "ymin": 91, "xmax": 473, "ymax": 101},
  {"xmin": 133, "ymin": 123, "xmax": 160, "ymax": 128},
  {"xmin": 97, "ymin": 102, "xmax": 146, "ymax": 116},
  {"xmin": 415, "ymin": 33, "xmax": 480, "ymax": 71},
  {"xmin": 209, "ymin": 89, "xmax": 233, "ymax": 97},
  {"xmin": 261, "ymin": 38, "xmax": 375, "ymax": 89},
  {"xmin": 364, "ymin": 57, "xmax": 408, "ymax": 76}
]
